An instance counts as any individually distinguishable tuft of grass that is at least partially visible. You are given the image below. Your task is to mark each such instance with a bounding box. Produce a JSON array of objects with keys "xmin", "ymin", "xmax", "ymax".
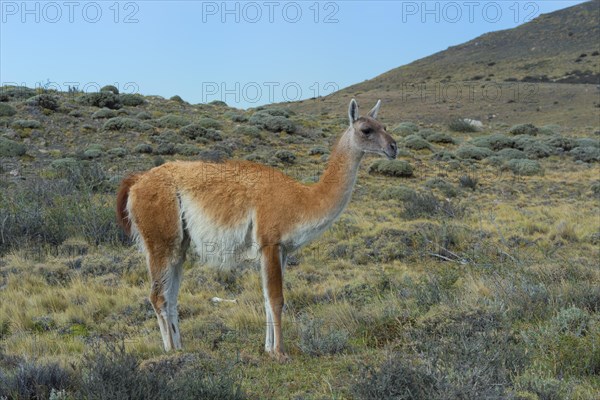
[
  {"xmin": 456, "ymin": 145, "xmax": 493, "ymax": 160},
  {"xmin": 448, "ymin": 118, "xmax": 478, "ymax": 132},
  {"xmin": 0, "ymin": 103, "xmax": 17, "ymax": 117},
  {"xmin": 11, "ymin": 119, "xmax": 42, "ymax": 130},
  {"xmin": 404, "ymin": 134, "xmax": 432, "ymax": 151},
  {"xmin": 391, "ymin": 122, "xmax": 418, "ymax": 137},
  {"xmin": 297, "ymin": 316, "xmax": 349, "ymax": 356},
  {"xmin": 120, "ymin": 94, "xmax": 146, "ymax": 107}
]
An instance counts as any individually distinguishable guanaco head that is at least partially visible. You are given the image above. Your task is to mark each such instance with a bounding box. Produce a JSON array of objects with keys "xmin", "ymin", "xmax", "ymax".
[{"xmin": 348, "ymin": 99, "xmax": 397, "ymax": 159}]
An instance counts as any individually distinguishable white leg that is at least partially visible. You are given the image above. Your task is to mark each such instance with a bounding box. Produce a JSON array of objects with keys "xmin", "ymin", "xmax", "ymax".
[
  {"xmin": 163, "ymin": 257, "xmax": 185, "ymax": 350},
  {"xmin": 264, "ymin": 297, "xmax": 274, "ymax": 352}
]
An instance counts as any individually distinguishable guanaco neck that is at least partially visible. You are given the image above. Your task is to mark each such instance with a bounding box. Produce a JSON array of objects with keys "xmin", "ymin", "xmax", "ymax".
[{"xmin": 308, "ymin": 128, "xmax": 364, "ymax": 222}]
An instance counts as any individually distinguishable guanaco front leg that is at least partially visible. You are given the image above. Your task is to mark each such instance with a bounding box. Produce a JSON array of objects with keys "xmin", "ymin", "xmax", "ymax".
[{"xmin": 260, "ymin": 244, "xmax": 288, "ymax": 361}]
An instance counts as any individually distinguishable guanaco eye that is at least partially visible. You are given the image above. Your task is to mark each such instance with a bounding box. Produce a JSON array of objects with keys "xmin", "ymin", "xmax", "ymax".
[{"xmin": 362, "ymin": 127, "xmax": 373, "ymax": 135}]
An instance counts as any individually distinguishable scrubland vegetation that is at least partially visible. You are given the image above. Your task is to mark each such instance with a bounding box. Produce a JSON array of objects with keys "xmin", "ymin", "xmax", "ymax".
[{"xmin": 0, "ymin": 86, "xmax": 599, "ymax": 399}]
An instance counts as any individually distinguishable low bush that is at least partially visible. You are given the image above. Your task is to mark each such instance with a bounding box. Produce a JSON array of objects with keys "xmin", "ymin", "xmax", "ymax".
[
  {"xmin": 448, "ymin": 118, "xmax": 478, "ymax": 132},
  {"xmin": 496, "ymin": 148, "xmax": 527, "ymax": 160},
  {"xmin": 174, "ymin": 144, "xmax": 199, "ymax": 156},
  {"xmin": 180, "ymin": 123, "xmax": 222, "ymax": 140},
  {"xmin": 78, "ymin": 92, "xmax": 122, "ymax": 109},
  {"xmin": 377, "ymin": 185, "xmax": 417, "ymax": 201},
  {"xmin": 153, "ymin": 114, "xmax": 190, "ymax": 129},
  {"xmin": 26, "ymin": 94, "xmax": 60, "ymax": 111},
  {"xmin": 368, "ymin": 160, "xmax": 413, "ymax": 177},
  {"xmin": 458, "ymin": 175, "xmax": 478, "ymax": 190},
  {"xmin": 0, "ymin": 361, "xmax": 76, "ymax": 399},
  {"xmin": 509, "ymin": 123, "xmax": 538, "ymax": 136},
  {"xmin": 134, "ymin": 143, "xmax": 153, "ymax": 154},
  {"xmin": 570, "ymin": 146, "xmax": 600, "ymax": 162},
  {"xmin": 404, "ymin": 134, "xmax": 432, "ymax": 151},
  {"xmin": 120, "ymin": 94, "xmax": 146, "ymax": 107},
  {"xmin": 427, "ymin": 132, "xmax": 455, "ymax": 144},
  {"xmin": 264, "ymin": 116, "xmax": 297, "ymax": 133},
  {"xmin": 103, "ymin": 117, "xmax": 153, "ymax": 132},
  {"xmin": 308, "ymin": 145, "xmax": 328, "ymax": 155},
  {"xmin": 0, "ymin": 137, "xmax": 26, "ymax": 157},
  {"xmin": 391, "ymin": 122, "xmax": 418, "ymax": 137},
  {"xmin": 544, "ymin": 135, "xmax": 575, "ymax": 151},
  {"xmin": 108, "ymin": 147, "xmax": 127, "ymax": 157},
  {"xmin": 136, "ymin": 111, "xmax": 152, "ymax": 120},
  {"xmin": 469, "ymin": 133, "xmax": 514, "ymax": 150},
  {"xmin": 197, "ymin": 117, "xmax": 222, "ymax": 129},
  {"xmin": 92, "ymin": 108, "xmax": 117, "ymax": 119},
  {"xmin": 100, "ymin": 85, "xmax": 119, "ymax": 94},
  {"xmin": 455, "ymin": 145, "xmax": 493, "ymax": 160},
  {"xmin": 401, "ymin": 191, "xmax": 463, "ymax": 219},
  {"xmin": 298, "ymin": 316, "xmax": 349, "ymax": 356},
  {"xmin": 11, "ymin": 119, "xmax": 42, "ymax": 130},
  {"xmin": 505, "ymin": 159, "xmax": 543, "ymax": 176},
  {"xmin": 424, "ymin": 177, "xmax": 458, "ymax": 197},
  {"xmin": 274, "ymin": 150, "xmax": 296, "ymax": 163},
  {"xmin": 233, "ymin": 125, "xmax": 261, "ymax": 138},
  {"xmin": 0, "ymin": 103, "xmax": 16, "ymax": 117},
  {"xmin": 574, "ymin": 138, "xmax": 600, "ymax": 148},
  {"xmin": 169, "ymin": 95, "xmax": 184, "ymax": 103}
]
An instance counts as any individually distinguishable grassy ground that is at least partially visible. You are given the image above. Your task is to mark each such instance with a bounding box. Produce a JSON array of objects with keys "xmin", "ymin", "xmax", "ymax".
[{"xmin": 0, "ymin": 87, "xmax": 599, "ymax": 399}]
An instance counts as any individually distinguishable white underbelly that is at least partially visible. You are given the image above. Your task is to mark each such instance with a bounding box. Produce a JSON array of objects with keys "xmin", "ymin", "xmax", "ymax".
[{"xmin": 180, "ymin": 197, "xmax": 258, "ymax": 268}]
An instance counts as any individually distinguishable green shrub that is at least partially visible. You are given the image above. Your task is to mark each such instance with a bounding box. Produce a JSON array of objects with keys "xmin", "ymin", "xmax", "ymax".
[
  {"xmin": 0, "ymin": 86, "xmax": 36, "ymax": 101},
  {"xmin": 174, "ymin": 144, "xmax": 199, "ymax": 156},
  {"xmin": 538, "ymin": 124, "xmax": 560, "ymax": 135},
  {"xmin": 263, "ymin": 115, "xmax": 297, "ymax": 133},
  {"xmin": 0, "ymin": 137, "xmax": 26, "ymax": 156},
  {"xmin": 136, "ymin": 111, "xmax": 152, "ymax": 120},
  {"xmin": 424, "ymin": 177, "xmax": 458, "ymax": 197},
  {"xmin": 353, "ymin": 354, "xmax": 438, "ymax": 400},
  {"xmin": 469, "ymin": 133, "xmax": 514, "ymax": 150},
  {"xmin": 496, "ymin": 148, "xmax": 527, "ymax": 160},
  {"xmin": 234, "ymin": 125, "xmax": 262, "ymax": 138},
  {"xmin": 308, "ymin": 145, "xmax": 328, "ymax": 155},
  {"xmin": 169, "ymin": 95, "xmax": 184, "ymax": 103},
  {"xmin": 100, "ymin": 85, "xmax": 119, "ymax": 94},
  {"xmin": 0, "ymin": 361, "xmax": 76, "ymax": 400},
  {"xmin": 368, "ymin": 160, "xmax": 413, "ymax": 177},
  {"xmin": 459, "ymin": 175, "xmax": 478, "ymax": 190},
  {"xmin": 591, "ymin": 181, "xmax": 600, "ymax": 195},
  {"xmin": 11, "ymin": 119, "xmax": 42, "ymax": 130},
  {"xmin": 180, "ymin": 123, "xmax": 222, "ymax": 140},
  {"xmin": 103, "ymin": 117, "xmax": 152, "ymax": 132},
  {"xmin": 92, "ymin": 108, "xmax": 117, "ymax": 119},
  {"xmin": 120, "ymin": 94, "xmax": 146, "ymax": 107},
  {"xmin": 509, "ymin": 123, "xmax": 539, "ymax": 136},
  {"xmin": 78, "ymin": 92, "xmax": 121, "ymax": 109},
  {"xmin": 505, "ymin": 159, "xmax": 543, "ymax": 176},
  {"xmin": 431, "ymin": 150, "xmax": 456, "ymax": 161},
  {"xmin": 544, "ymin": 135, "xmax": 575, "ymax": 151},
  {"xmin": 108, "ymin": 147, "xmax": 127, "ymax": 157},
  {"xmin": 448, "ymin": 118, "xmax": 478, "ymax": 132},
  {"xmin": 197, "ymin": 117, "xmax": 222, "ymax": 129},
  {"xmin": 209, "ymin": 100, "xmax": 227, "ymax": 107},
  {"xmin": 298, "ymin": 316, "xmax": 349, "ymax": 356},
  {"xmin": 391, "ymin": 122, "xmax": 418, "ymax": 137},
  {"xmin": 83, "ymin": 148, "xmax": 102, "ymax": 159},
  {"xmin": 570, "ymin": 146, "xmax": 600, "ymax": 162},
  {"xmin": 151, "ymin": 131, "xmax": 181, "ymax": 144},
  {"xmin": 26, "ymin": 94, "xmax": 60, "ymax": 111},
  {"xmin": 512, "ymin": 136, "xmax": 552, "ymax": 158},
  {"xmin": 134, "ymin": 143, "xmax": 153, "ymax": 154},
  {"xmin": 401, "ymin": 191, "xmax": 463, "ymax": 219},
  {"xmin": 417, "ymin": 128, "xmax": 436, "ymax": 139},
  {"xmin": 261, "ymin": 107, "xmax": 291, "ymax": 117},
  {"xmin": 551, "ymin": 307, "xmax": 590, "ymax": 336},
  {"xmin": 456, "ymin": 145, "xmax": 493, "ymax": 160},
  {"xmin": 0, "ymin": 103, "xmax": 17, "ymax": 117},
  {"xmin": 226, "ymin": 112, "xmax": 248, "ymax": 122},
  {"xmin": 427, "ymin": 132, "xmax": 455, "ymax": 144},
  {"xmin": 155, "ymin": 143, "xmax": 176, "ymax": 155},
  {"xmin": 377, "ymin": 185, "xmax": 416, "ymax": 201},
  {"xmin": 574, "ymin": 138, "xmax": 600, "ymax": 148},
  {"xmin": 274, "ymin": 150, "xmax": 295, "ymax": 163},
  {"xmin": 154, "ymin": 114, "xmax": 190, "ymax": 128},
  {"xmin": 404, "ymin": 134, "xmax": 432, "ymax": 150}
]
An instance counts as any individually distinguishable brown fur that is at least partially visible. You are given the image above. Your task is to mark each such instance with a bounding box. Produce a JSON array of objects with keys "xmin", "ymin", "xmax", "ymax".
[{"xmin": 115, "ymin": 174, "xmax": 142, "ymax": 236}]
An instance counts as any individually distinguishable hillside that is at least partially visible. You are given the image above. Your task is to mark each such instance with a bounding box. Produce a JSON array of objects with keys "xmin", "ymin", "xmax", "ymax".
[{"xmin": 283, "ymin": 0, "xmax": 600, "ymax": 128}]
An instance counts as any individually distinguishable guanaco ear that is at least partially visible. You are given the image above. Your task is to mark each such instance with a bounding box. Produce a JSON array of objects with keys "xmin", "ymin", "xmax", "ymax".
[
  {"xmin": 348, "ymin": 99, "xmax": 359, "ymax": 126},
  {"xmin": 368, "ymin": 99, "xmax": 381, "ymax": 119}
]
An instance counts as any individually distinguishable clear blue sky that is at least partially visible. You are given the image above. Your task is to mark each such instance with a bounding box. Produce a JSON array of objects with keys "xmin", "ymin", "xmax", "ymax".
[{"xmin": 0, "ymin": 1, "xmax": 587, "ymax": 108}]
